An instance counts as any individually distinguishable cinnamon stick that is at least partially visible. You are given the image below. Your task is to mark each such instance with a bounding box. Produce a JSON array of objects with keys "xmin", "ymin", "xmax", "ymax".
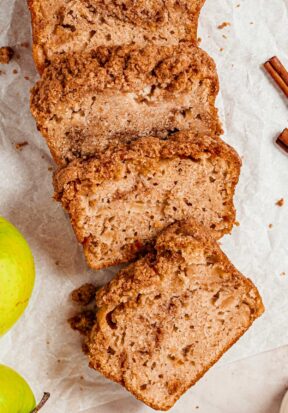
[
  {"xmin": 276, "ymin": 128, "xmax": 288, "ymax": 154},
  {"xmin": 269, "ymin": 56, "xmax": 288, "ymax": 86},
  {"xmin": 264, "ymin": 60, "xmax": 288, "ymax": 98}
]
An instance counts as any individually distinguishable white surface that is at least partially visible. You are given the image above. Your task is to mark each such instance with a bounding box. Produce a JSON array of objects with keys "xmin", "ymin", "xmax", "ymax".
[
  {"xmin": 280, "ymin": 391, "xmax": 288, "ymax": 413},
  {"xmin": 0, "ymin": 0, "xmax": 288, "ymax": 411}
]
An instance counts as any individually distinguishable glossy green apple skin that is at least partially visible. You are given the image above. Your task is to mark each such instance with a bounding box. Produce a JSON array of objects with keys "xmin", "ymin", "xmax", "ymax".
[
  {"xmin": 0, "ymin": 365, "xmax": 36, "ymax": 412},
  {"xmin": 0, "ymin": 217, "xmax": 35, "ymax": 336}
]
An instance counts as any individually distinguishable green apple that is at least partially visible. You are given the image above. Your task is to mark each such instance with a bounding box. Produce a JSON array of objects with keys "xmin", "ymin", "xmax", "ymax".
[
  {"xmin": 0, "ymin": 217, "xmax": 35, "ymax": 336},
  {"xmin": 0, "ymin": 364, "xmax": 35, "ymax": 412},
  {"xmin": 0, "ymin": 365, "xmax": 50, "ymax": 412}
]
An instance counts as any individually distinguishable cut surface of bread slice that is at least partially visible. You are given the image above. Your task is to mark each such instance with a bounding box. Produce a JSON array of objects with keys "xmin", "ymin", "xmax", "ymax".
[
  {"xmin": 53, "ymin": 131, "xmax": 241, "ymax": 270},
  {"xmin": 31, "ymin": 44, "xmax": 221, "ymax": 165},
  {"xmin": 28, "ymin": 0, "xmax": 206, "ymax": 72},
  {"xmin": 87, "ymin": 220, "xmax": 264, "ymax": 410}
]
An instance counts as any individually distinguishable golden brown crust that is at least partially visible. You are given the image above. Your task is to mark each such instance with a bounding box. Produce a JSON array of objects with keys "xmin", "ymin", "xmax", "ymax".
[
  {"xmin": 30, "ymin": 43, "xmax": 221, "ymax": 165},
  {"xmin": 31, "ymin": 43, "xmax": 219, "ymax": 122},
  {"xmin": 95, "ymin": 219, "xmax": 261, "ymax": 310},
  {"xmin": 87, "ymin": 219, "xmax": 264, "ymax": 410},
  {"xmin": 28, "ymin": 0, "xmax": 206, "ymax": 72},
  {"xmin": 54, "ymin": 131, "xmax": 240, "ymax": 198},
  {"xmin": 27, "ymin": 0, "xmax": 44, "ymax": 71}
]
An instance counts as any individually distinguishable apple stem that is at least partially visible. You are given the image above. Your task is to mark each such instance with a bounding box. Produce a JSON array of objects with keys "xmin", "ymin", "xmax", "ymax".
[{"xmin": 31, "ymin": 393, "xmax": 50, "ymax": 412}]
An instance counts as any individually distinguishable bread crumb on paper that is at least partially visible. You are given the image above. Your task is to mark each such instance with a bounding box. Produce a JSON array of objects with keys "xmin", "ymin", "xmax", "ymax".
[
  {"xmin": 15, "ymin": 141, "xmax": 28, "ymax": 151},
  {"xmin": 69, "ymin": 310, "xmax": 95, "ymax": 335},
  {"xmin": 268, "ymin": 224, "xmax": 273, "ymax": 229},
  {"xmin": 280, "ymin": 272, "xmax": 286, "ymax": 277},
  {"xmin": 275, "ymin": 198, "xmax": 284, "ymax": 207},
  {"xmin": 71, "ymin": 283, "xmax": 97, "ymax": 306},
  {"xmin": 0, "ymin": 46, "xmax": 14, "ymax": 64},
  {"xmin": 218, "ymin": 22, "xmax": 231, "ymax": 30},
  {"xmin": 20, "ymin": 42, "xmax": 30, "ymax": 49}
]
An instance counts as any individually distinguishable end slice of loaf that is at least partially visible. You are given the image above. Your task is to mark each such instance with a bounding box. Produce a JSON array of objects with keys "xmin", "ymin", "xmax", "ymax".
[
  {"xmin": 53, "ymin": 131, "xmax": 241, "ymax": 270},
  {"xmin": 28, "ymin": 0, "xmax": 206, "ymax": 72},
  {"xmin": 87, "ymin": 219, "xmax": 264, "ymax": 410},
  {"xmin": 30, "ymin": 44, "xmax": 221, "ymax": 165}
]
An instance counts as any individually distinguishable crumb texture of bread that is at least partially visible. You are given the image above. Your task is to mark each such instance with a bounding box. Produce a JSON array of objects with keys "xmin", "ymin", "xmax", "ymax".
[
  {"xmin": 30, "ymin": 44, "xmax": 221, "ymax": 165},
  {"xmin": 54, "ymin": 131, "xmax": 241, "ymax": 270},
  {"xmin": 87, "ymin": 219, "xmax": 264, "ymax": 410},
  {"xmin": 28, "ymin": 0, "xmax": 206, "ymax": 72}
]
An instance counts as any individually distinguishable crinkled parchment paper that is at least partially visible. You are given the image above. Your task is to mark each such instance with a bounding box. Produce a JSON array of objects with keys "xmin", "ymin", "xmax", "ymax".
[{"xmin": 0, "ymin": 0, "xmax": 288, "ymax": 411}]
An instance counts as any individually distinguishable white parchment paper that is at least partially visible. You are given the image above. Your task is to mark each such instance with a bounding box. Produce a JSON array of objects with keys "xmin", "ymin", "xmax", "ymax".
[{"xmin": 0, "ymin": 0, "xmax": 287, "ymax": 411}]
